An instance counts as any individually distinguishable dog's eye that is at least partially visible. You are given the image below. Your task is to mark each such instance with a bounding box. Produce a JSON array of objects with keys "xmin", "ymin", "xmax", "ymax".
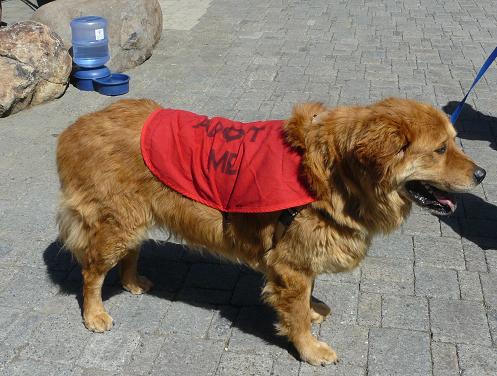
[
  {"xmin": 435, "ymin": 145, "xmax": 447, "ymax": 154},
  {"xmin": 397, "ymin": 142, "xmax": 409, "ymax": 155}
]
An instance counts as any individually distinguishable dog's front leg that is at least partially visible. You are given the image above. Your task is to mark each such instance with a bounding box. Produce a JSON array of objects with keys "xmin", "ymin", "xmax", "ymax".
[{"xmin": 263, "ymin": 264, "xmax": 338, "ymax": 366}]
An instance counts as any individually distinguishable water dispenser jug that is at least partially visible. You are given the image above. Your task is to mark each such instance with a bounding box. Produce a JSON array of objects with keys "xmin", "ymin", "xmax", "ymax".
[{"xmin": 70, "ymin": 16, "xmax": 110, "ymax": 68}]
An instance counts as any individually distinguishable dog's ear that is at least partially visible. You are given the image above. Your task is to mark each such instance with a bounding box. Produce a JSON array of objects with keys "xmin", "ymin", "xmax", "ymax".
[
  {"xmin": 284, "ymin": 102, "xmax": 327, "ymax": 150},
  {"xmin": 354, "ymin": 117, "xmax": 408, "ymax": 182}
]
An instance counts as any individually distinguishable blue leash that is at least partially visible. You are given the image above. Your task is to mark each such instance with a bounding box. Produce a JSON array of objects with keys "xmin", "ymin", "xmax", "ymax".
[{"xmin": 450, "ymin": 46, "xmax": 497, "ymax": 124}]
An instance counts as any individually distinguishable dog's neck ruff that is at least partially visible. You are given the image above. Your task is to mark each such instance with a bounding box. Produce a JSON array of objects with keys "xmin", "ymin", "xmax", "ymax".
[{"xmin": 141, "ymin": 108, "xmax": 316, "ymax": 213}]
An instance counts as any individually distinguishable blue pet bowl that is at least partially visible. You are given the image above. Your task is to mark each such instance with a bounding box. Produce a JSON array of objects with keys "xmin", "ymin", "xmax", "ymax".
[
  {"xmin": 94, "ymin": 73, "xmax": 130, "ymax": 96},
  {"xmin": 72, "ymin": 66, "xmax": 111, "ymax": 91}
]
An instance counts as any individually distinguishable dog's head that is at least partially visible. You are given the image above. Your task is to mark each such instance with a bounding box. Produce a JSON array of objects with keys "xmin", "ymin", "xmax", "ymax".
[{"xmin": 285, "ymin": 97, "xmax": 485, "ymax": 217}]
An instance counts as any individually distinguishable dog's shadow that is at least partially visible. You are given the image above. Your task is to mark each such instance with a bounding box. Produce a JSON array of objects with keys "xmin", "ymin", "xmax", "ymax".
[
  {"xmin": 440, "ymin": 193, "xmax": 497, "ymax": 249},
  {"xmin": 439, "ymin": 102, "xmax": 497, "ymax": 248},
  {"xmin": 43, "ymin": 240, "xmax": 295, "ymax": 354},
  {"xmin": 443, "ymin": 101, "xmax": 497, "ymax": 150}
]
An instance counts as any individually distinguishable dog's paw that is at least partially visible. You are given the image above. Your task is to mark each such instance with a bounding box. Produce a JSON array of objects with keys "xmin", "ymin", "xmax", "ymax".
[
  {"xmin": 299, "ymin": 339, "xmax": 338, "ymax": 366},
  {"xmin": 311, "ymin": 299, "xmax": 331, "ymax": 317},
  {"xmin": 310, "ymin": 300, "xmax": 331, "ymax": 323},
  {"xmin": 310, "ymin": 309, "xmax": 326, "ymax": 323},
  {"xmin": 122, "ymin": 275, "xmax": 153, "ymax": 295},
  {"xmin": 84, "ymin": 311, "xmax": 114, "ymax": 332}
]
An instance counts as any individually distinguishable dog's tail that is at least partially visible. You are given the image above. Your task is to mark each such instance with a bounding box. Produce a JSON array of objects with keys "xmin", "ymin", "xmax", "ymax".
[
  {"xmin": 56, "ymin": 193, "xmax": 93, "ymax": 264},
  {"xmin": 284, "ymin": 102, "xmax": 327, "ymax": 150}
]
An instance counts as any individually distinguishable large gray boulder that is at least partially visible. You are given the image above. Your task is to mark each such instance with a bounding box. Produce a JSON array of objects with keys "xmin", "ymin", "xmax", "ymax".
[
  {"xmin": 0, "ymin": 21, "xmax": 72, "ymax": 117},
  {"xmin": 32, "ymin": 0, "xmax": 162, "ymax": 72}
]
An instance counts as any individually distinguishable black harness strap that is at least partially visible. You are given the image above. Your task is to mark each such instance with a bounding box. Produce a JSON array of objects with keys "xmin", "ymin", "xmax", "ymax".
[
  {"xmin": 273, "ymin": 206, "xmax": 304, "ymax": 245},
  {"xmin": 279, "ymin": 207, "xmax": 302, "ymax": 227}
]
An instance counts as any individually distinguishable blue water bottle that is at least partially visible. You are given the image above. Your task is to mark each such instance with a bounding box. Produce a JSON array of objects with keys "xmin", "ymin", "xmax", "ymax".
[{"xmin": 70, "ymin": 16, "xmax": 109, "ymax": 68}]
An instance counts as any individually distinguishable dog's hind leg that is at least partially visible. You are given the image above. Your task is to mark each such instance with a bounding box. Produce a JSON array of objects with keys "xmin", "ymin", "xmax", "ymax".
[
  {"xmin": 120, "ymin": 246, "xmax": 153, "ymax": 295},
  {"xmin": 81, "ymin": 221, "xmax": 145, "ymax": 333},
  {"xmin": 82, "ymin": 262, "xmax": 114, "ymax": 332}
]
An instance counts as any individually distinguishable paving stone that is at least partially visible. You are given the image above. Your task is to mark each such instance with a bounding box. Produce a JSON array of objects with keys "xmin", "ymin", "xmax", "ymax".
[
  {"xmin": 159, "ymin": 301, "xmax": 214, "ymax": 338},
  {"xmin": 458, "ymin": 344, "xmax": 497, "ymax": 376},
  {"xmin": 316, "ymin": 267, "xmax": 361, "ymax": 284},
  {"xmin": 415, "ymin": 266, "xmax": 460, "ymax": 299},
  {"xmin": 357, "ymin": 293, "xmax": 381, "ymax": 327},
  {"xmin": 76, "ymin": 330, "xmax": 141, "ymax": 372},
  {"xmin": 178, "ymin": 287, "xmax": 232, "ymax": 305},
  {"xmin": 185, "ymin": 264, "xmax": 239, "ymax": 290},
  {"xmin": 125, "ymin": 335, "xmax": 166, "ymax": 376},
  {"xmin": 439, "ymin": 213, "xmax": 464, "ymax": 239},
  {"xmin": 0, "ymin": 309, "xmax": 45, "ymax": 366},
  {"xmin": 461, "ymin": 191, "xmax": 497, "ymax": 220},
  {"xmin": 319, "ymin": 323, "xmax": 368, "ymax": 367},
  {"xmin": 0, "ymin": 240, "xmax": 14, "ymax": 263},
  {"xmin": 207, "ymin": 306, "xmax": 238, "ymax": 341},
  {"xmin": 0, "ymin": 266, "xmax": 64, "ymax": 308},
  {"xmin": 299, "ymin": 363, "xmax": 365, "ymax": 375},
  {"xmin": 312, "ymin": 280, "xmax": 358, "ymax": 325},
  {"xmin": 432, "ymin": 342, "xmax": 459, "ymax": 376},
  {"xmin": 368, "ymin": 328, "xmax": 431, "ymax": 376},
  {"xmin": 458, "ymin": 270, "xmax": 484, "ymax": 301},
  {"xmin": 361, "ymin": 257, "xmax": 414, "ymax": 296},
  {"xmin": 151, "ymin": 335, "xmax": 225, "ymax": 376},
  {"xmin": 486, "ymin": 250, "xmax": 497, "ymax": 273},
  {"xmin": 230, "ymin": 272, "xmax": 265, "ymax": 306},
  {"xmin": 216, "ymin": 351, "xmax": 273, "ymax": 376},
  {"xmin": 484, "ymin": 183, "xmax": 497, "ymax": 205},
  {"xmin": 485, "ymin": 305, "xmax": 497, "ymax": 346},
  {"xmin": 139, "ymin": 239, "xmax": 186, "ymax": 262},
  {"xmin": 430, "ymin": 298, "xmax": 491, "ymax": 346},
  {"xmin": 228, "ymin": 305, "xmax": 290, "ymax": 355},
  {"xmin": 460, "ymin": 219, "xmax": 497, "ymax": 239},
  {"xmin": 137, "ymin": 260, "xmax": 190, "ymax": 293},
  {"xmin": 463, "ymin": 240, "xmax": 490, "ymax": 272},
  {"xmin": 414, "ymin": 236, "xmax": 465, "ymax": 270},
  {"xmin": 113, "ymin": 292, "xmax": 171, "ymax": 335},
  {"xmin": 402, "ymin": 213, "xmax": 441, "ymax": 236},
  {"xmin": 382, "ymin": 295, "xmax": 429, "ymax": 331},
  {"xmin": 480, "ymin": 272, "xmax": 497, "ymax": 306},
  {"xmin": 1, "ymin": 359, "xmax": 84, "ymax": 376},
  {"xmin": 0, "ymin": 305, "xmax": 24, "ymax": 342},
  {"xmin": 181, "ymin": 247, "xmax": 229, "ymax": 264},
  {"xmin": 270, "ymin": 352, "xmax": 300, "ymax": 376},
  {"xmin": 368, "ymin": 233, "xmax": 413, "ymax": 260},
  {"xmin": 20, "ymin": 312, "xmax": 92, "ymax": 365}
]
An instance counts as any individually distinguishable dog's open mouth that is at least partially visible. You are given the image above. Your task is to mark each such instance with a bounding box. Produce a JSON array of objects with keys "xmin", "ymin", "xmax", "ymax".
[{"xmin": 405, "ymin": 181, "xmax": 457, "ymax": 215}]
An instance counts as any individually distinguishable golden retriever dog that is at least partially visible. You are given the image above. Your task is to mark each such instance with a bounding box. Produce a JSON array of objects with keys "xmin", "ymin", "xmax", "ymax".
[{"xmin": 56, "ymin": 98, "xmax": 485, "ymax": 365}]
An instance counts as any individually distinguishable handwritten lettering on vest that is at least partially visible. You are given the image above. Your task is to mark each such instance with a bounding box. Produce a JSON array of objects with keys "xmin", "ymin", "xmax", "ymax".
[{"xmin": 193, "ymin": 118, "xmax": 267, "ymax": 175}]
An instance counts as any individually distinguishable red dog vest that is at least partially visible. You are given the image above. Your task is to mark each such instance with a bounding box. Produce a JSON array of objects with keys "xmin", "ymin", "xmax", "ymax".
[{"xmin": 141, "ymin": 109, "xmax": 316, "ymax": 213}]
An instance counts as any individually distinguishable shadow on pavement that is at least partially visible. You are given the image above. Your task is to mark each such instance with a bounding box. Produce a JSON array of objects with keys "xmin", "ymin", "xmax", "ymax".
[
  {"xmin": 440, "ymin": 101, "xmax": 497, "ymax": 248},
  {"xmin": 439, "ymin": 193, "xmax": 497, "ymax": 250},
  {"xmin": 442, "ymin": 101, "xmax": 497, "ymax": 150},
  {"xmin": 43, "ymin": 239, "xmax": 295, "ymax": 355}
]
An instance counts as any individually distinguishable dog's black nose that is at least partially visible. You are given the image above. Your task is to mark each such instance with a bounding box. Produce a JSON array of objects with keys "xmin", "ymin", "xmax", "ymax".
[{"xmin": 474, "ymin": 167, "xmax": 486, "ymax": 183}]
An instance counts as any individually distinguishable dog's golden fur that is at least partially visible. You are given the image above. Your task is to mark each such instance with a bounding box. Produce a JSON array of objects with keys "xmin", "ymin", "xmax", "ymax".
[{"xmin": 56, "ymin": 97, "xmax": 482, "ymax": 365}]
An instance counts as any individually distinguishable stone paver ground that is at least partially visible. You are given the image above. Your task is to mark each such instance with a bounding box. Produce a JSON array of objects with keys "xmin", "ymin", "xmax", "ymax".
[{"xmin": 1, "ymin": 0, "xmax": 497, "ymax": 374}]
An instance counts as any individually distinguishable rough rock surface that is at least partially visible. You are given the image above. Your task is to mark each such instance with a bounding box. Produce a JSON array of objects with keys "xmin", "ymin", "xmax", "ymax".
[
  {"xmin": 32, "ymin": 0, "xmax": 163, "ymax": 72},
  {"xmin": 0, "ymin": 21, "xmax": 72, "ymax": 117}
]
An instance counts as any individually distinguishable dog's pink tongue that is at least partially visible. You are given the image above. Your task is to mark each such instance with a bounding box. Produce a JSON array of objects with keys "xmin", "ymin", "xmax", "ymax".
[{"xmin": 433, "ymin": 191, "xmax": 457, "ymax": 212}]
